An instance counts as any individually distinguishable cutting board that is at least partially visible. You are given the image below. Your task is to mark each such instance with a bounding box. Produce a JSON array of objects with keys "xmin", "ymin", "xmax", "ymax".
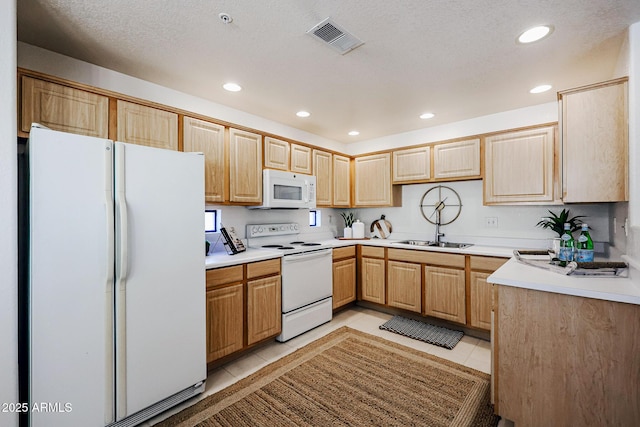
[{"xmin": 370, "ymin": 215, "xmax": 392, "ymax": 239}]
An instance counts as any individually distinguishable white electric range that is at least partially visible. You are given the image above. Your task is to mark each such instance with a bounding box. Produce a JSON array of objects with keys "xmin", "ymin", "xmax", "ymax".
[{"xmin": 247, "ymin": 223, "xmax": 333, "ymax": 342}]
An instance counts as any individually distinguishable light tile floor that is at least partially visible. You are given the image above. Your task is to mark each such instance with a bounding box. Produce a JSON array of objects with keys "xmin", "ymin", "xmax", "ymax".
[{"xmin": 145, "ymin": 307, "xmax": 492, "ymax": 426}]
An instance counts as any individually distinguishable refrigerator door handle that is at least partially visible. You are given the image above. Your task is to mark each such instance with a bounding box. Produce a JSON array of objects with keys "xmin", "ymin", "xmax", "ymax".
[
  {"xmin": 116, "ymin": 147, "xmax": 129, "ymax": 285},
  {"xmin": 105, "ymin": 143, "xmax": 115, "ymax": 284}
]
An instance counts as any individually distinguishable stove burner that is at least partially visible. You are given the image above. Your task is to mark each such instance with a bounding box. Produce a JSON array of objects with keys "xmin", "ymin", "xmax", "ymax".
[
  {"xmin": 289, "ymin": 241, "xmax": 305, "ymax": 245},
  {"xmin": 278, "ymin": 246, "xmax": 295, "ymax": 250},
  {"xmin": 262, "ymin": 244, "xmax": 284, "ymax": 248},
  {"xmin": 301, "ymin": 243, "xmax": 321, "ymax": 246}
]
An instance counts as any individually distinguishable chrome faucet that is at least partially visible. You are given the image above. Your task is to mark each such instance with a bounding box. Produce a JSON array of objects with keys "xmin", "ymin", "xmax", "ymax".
[{"xmin": 435, "ymin": 222, "xmax": 445, "ymax": 244}]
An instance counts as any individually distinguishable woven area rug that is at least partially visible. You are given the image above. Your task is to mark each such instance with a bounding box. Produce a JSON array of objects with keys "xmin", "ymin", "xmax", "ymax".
[
  {"xmin": 156, "ymin": 327, "xmax": 498, "ymax": 427},
  {"xmin": 379, "ymin": 316, "xmax": 464, "ymax": 350}
]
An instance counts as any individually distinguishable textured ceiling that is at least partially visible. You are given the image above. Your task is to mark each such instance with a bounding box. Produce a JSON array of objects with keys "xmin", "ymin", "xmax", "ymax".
[{"xmin": 17, "ymin": 0, "xmax": 640, "ymax": 143}]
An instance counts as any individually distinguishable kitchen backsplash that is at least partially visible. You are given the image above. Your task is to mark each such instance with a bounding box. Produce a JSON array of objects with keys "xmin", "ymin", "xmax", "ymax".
[{"xmin": 206, "ymin": 179, "xmax": 618, "ymax": 253}]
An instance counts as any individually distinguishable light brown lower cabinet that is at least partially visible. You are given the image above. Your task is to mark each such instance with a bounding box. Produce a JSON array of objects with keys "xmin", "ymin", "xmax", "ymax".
[
  {"xmin": 423, "ymin": 266, "xmax": 466, "ymax": 324},
  {"xmin": 333, "ymin": 246, "xmax": 357, "ymax": 309},
  {"xmin": 206, "ymin": 259, "xmax": 281, "ymax": 365},
  {"xmin": 358, "ymin": 246, "xmax": 386, "ymax": 305},
  {"xmin": 387, "ymin": 260, "xmax": 421, "ymax": 313},
  {"xmin": 469, "ymin": 255, "xmax": 508, "ymax": 331},
  {"xmin": 206, "ymin": 283, "xmax": 243, "ymax": 363},
  {"xmin": 494, "ymin": 285, "xmax": 640, "ymax": 426},
  {"xmin": 247, "ymin": 276, "xmax": 281, "ymax": 345}
]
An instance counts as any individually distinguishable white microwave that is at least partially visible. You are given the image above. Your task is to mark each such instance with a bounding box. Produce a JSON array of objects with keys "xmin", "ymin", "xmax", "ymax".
[{"xmin": 251, "ymin": 169, "xmax": 316, "ymax": 209}]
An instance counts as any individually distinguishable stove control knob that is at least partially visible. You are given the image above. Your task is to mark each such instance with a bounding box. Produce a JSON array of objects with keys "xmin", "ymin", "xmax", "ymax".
[
  {"xmin": 258, "ymin": 227, "xmax": 263, "ymax": 233},
  {"xmin": 251, "ymin": 226, "xmax": 258, "ymax": 235},
  {"xmin": 279, "ymin": 225, "xmax": 285, "ymax": 231},
  {"xmin": 293, "ymin": 224, "xmax": 299, "ymax": 231}
]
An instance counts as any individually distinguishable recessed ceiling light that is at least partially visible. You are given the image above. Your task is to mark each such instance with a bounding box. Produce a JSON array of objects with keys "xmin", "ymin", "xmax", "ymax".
[
  {"xmin": 530, "ymin": 84, "xmax": 552, "ymax": 94},
  {"xmin": 517, "ymin": 25, "xmax": 553, "ymax": 44},
  {"xmin": 296, "ymin": 111, "xmax": 311, "ymax": 118},
  {"xmin": 223, "ymin": 82, "xmax": 242, "ymax": 92},
  {"xmin": 420, "ymin": 113, "xmax": 435, "ymax": 119},
  {"xmin": 348, "ymin": 131, "xmax": 360, "ymax": 136}
]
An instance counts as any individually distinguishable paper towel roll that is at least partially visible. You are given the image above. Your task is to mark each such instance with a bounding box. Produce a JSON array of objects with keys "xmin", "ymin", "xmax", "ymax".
[{"xmin": 352, "ymin": 220, "xmax": 365, "ymax": 239}]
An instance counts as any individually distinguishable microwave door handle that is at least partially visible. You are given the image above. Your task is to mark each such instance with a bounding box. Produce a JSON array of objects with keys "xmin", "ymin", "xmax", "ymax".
[{"xmin": 305, "ymin": 181, "xmax": 310, "ymax": 202}]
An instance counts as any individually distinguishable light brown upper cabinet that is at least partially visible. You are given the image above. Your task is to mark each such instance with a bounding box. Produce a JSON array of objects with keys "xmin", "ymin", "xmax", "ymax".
[
  {"xmin": 263, "ymin": 137, "xmax": 290, "ymax": 171},
  {"xmin": 21, "ymin": 76, "xmax": 109, "ymax": 138},
  {"xmin": 354, "ymin": 153, "xmax": 401, "ymax": 207},
  {"xmin": 559, "ymin": 78, "xmax": 628, "ymax": 202},
  {"xmin": 290, "ymin": 143, "xmax": 312, "ymax": 174},
  {"xmin": 433, "ymin": 138, "xmax": 481, "ymax": 180},
  {"xmin": 333, "ymin": 154, "xmax": 351, "ymax": 207},
  {"xmin": 116, "ymin": 100, "xmax": 178, "ymax": 150},
  {"xmin": 313, "ymin": 149, "xmax": 333, "ymax": 206},
  {"xmin": 392, "ymin": 146, "xmax": 431, "ymax": 183},
  {"xmin": 229, "ymin": 128, "xmax": 263, "ymax": 204},
  {"xmin": 183, "ymin": 117, "xmax": 226, "ymax": 203},
  {"xmin": 483, "ymin": 126, "xmax": 557, "ymax": 205}
]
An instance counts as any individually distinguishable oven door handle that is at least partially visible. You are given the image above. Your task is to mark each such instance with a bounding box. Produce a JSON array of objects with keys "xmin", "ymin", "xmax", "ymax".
[{"xmin": 282, "ymin": 248, "xmax": 332, "ymax": 263}]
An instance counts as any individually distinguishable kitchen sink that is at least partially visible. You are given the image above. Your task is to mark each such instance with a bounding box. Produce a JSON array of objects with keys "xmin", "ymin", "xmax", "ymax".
[
  {"xmin": 429, "ymin": 242, "xmax": 473, "ymax": 249},
  {"xmin": 394, "ymin": 240, "xmax": 473, "ymax": 249}
]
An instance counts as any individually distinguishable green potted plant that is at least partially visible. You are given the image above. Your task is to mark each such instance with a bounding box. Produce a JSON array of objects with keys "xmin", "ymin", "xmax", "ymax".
[
  {"xmin": 536, "ymin": 209, "xmax": 587, "ymax": 256},
  {"xmin": 536, "ymin": 209, "xmax": 586, "ymax": 236}
]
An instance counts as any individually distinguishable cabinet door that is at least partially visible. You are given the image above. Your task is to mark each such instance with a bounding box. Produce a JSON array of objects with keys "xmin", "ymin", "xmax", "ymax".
[
  {"xmin": 264, "ymin": 137, "xmax": 290, "ymax": 171},
  {"xmin": 116, "ymin": 100, "xmax": 178, "ymax": 150},
  {"xmin": 387, "ymin": 261, "xmax": 421, "ymax": 313},
  {"xmin": 333, "ymin": 258, "xmax": 356, "ymax": 309},
  {"xmin": 206, "ymin": 284, "xmax": 244, "ymax": 363},
  {"xmin": 247, "ymin": 276, "xmax": 282, "ymax": 345},
  {"xmin": 333, "ymin": 154, "xmax": 351, "ymax": 207},
  {"xmin": 183, "ymin": 117, "xmax": 225, "ymax": 203},
  {"xmin": 229, "ymin": 128, "xmax": 262, "ymax": 203},
  {"xmin": 360, "ymin": 257, "xmax": 385, "ymax": 304},
  {"xmin": 424, "ymin": 266, "xmax": 466, "ymax": 324},
  {"xmin": 433, "ymin": 138, "xmax": 480, "ymax": 180},
  {"xmin": 354, "ymin": 153, "xmax": 393, "ymax": 206},
  {"xmin": 21, "ymin": 76, "xmax": 109, "ymax": 138},
  {"xmin": 484, "ymin": 126, "xmax": 556, "ymax": 204},
  {"xmin": 560, "ymin": 78, "xmax": 628, "ymax": 202},
  {"xmin": 290, "ymin": 143, "xmax": 312, "ymax": 174},
  {"xmin": 470, "ymin": 271, "xmax": 492, "ymax": 330},
  {"xmin": 313, "ymin": 149, "xmax": 332, "ymax": 206},
  {"xmin": 392, "ymin": 146, "xmax": 431, "ymax": 183}
]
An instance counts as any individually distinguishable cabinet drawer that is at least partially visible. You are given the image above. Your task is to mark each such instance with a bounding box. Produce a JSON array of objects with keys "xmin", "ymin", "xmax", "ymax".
[
  {"xmin": 206, "ymin": 265, "xmax": 243, "ymax": 288},
  {"xmin": 360, "ymin": 246, "xmax": 385, "ymax": 258},
  {"xmin": 387, "ymin": 248, "xmax": 465, "ymax": 268},
  {"xmin": 470, "ymin": 255, "xmax": 508, "ymax": 272},
  {"xmin": 247, "ymin": 258, "xmax": 281, "ymax": 279},
  {"xmin": 333, "ymin": 246, "xmax": 356, "ymax": 260}
]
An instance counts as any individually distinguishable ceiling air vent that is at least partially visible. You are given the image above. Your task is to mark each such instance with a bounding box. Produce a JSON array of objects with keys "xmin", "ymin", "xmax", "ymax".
[{"xmin": 306, "ymin": 18, "xmax": 364, "ymax": 55}]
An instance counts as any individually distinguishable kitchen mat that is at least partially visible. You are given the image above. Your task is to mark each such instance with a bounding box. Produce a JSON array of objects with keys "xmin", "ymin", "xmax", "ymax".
[{"xmin": 379, "ymin": 315, "xmax": 464, "ymax": 349}]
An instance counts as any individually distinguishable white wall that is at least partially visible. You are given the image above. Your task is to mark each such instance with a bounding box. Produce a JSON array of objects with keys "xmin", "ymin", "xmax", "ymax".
[
  {"xmin": 341, "ymin": 180, "xmax": 611, "ymax": 249},
  {"xmin": 17, "ymin": 42, "xmax": 346, "ymax": 154},
  {"xmin": 1, "ymin": 1, "xmax": 18, "ymax": 426}
]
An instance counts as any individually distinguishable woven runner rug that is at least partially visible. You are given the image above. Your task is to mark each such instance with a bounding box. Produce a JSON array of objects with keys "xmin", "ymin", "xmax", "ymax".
[
  {"xmin": 379, "ymin": 316, "xmax": 464, "ymax": 350},
  {"xmin": 156, "ymin": 327, "xmax": 498, "ymax": 427}
]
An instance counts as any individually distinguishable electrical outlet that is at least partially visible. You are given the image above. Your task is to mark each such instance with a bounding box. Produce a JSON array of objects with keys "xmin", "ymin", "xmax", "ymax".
[{"xmin": 485, "ymin": 217, "xmax": 498, "ymax": 228}]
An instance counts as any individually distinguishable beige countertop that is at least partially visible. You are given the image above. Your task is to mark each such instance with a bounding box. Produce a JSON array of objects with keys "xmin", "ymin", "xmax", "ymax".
[
  {"xmin": 205, "ymin": 237, "xmax": 516, "ymax": 269},
  {"xmin": 488, "ymin": 257, "xmax": 640, "ymax": 305}
]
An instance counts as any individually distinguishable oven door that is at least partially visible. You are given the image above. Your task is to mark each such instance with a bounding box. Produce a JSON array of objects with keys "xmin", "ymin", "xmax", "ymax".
[{"xmin": 281, "ymin": 248, "xmax": 332, "ymax": 312}]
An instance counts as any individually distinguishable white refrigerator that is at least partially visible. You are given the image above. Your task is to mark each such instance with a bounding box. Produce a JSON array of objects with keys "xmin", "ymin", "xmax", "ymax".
[{"xmin": 27, "ymin": 126, "xmax": 206, "ymax": 426}]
